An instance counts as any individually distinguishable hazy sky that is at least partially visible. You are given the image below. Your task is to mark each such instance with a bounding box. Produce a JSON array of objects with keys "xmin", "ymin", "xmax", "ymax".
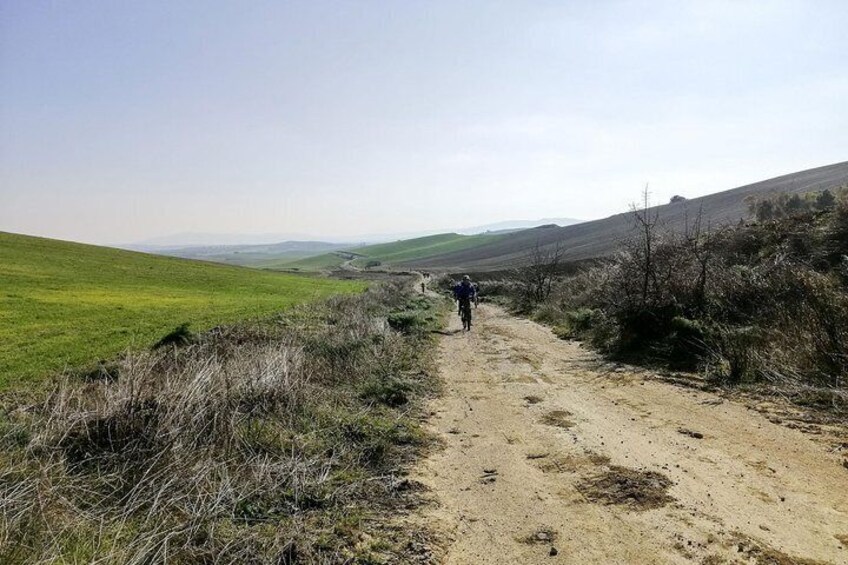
[{"xmin": 2, "ymin": 1, "xmax": 846, "ymax": 244}]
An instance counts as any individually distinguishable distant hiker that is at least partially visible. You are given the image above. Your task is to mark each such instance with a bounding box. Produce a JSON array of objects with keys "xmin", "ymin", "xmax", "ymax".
[
  {"xmin": 421, "ymin": 281, "xmax": 426, "ymax": 293},
  {"xmin": 453, "ymin": 275, "xmax": 477, "ymax": 331}
]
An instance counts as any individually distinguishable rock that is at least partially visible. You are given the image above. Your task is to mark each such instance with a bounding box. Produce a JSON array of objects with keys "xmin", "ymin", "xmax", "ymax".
[
  {"xmin": 536, "ymin": 532, "xmax": 550, "ymax": 541},
  {"xmin": 549, "ymin": 547, "xmax": 559, "ymax": 556}
]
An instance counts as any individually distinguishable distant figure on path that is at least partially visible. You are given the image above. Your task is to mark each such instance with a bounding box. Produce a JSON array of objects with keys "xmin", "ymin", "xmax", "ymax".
[{"xmin": 452, "ymin": 275, "xmax": 477, "ymax": 331}]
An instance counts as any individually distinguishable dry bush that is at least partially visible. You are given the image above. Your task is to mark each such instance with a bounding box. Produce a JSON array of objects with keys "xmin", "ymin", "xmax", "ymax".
[
  {"xmin": 493, "ymin": 192, "xmax": 848, "ymax": 402},
  {"xmin": 512, "ymin": 241, "xmax": 563, "ymax": 310}
]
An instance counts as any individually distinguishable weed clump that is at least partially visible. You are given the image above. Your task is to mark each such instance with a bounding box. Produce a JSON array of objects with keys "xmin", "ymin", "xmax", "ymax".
[{"xmin": 153, "ymin": 322, "xmax": 194, "ymax": 348}]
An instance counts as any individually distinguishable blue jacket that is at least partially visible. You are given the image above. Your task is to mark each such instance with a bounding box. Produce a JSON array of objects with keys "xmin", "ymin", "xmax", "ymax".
[{"xmin": 453, "ymin": 281, "xmax": 476, "ymax": 301}]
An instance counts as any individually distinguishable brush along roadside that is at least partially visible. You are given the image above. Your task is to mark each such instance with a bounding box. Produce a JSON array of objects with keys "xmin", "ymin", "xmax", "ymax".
[
  {"xmin": 477, "ymin": 193, "xmax": 848, "ymax": 416},
  {"xmin": 0, "ymin": 281, "xmax": 447, "ymax": 564}
]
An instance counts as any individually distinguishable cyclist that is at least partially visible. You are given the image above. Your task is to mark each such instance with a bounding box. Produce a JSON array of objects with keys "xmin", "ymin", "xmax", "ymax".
[{"xmin": 452, "ymin": 275, "xmax": 477, "ymax": 331}]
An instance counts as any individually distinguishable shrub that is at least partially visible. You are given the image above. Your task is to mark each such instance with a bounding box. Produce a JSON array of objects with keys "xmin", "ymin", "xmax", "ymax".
[
  {"xmin": 359, "ymin": 375, "xmax": 412, "ymax": 407},
  {"xmin": 532, "ymin": 302, "xmax": 566, "ymax": 326},
  {"xmin": 566, "ymin": 308, "xmax": 600, "ymax": 337}
]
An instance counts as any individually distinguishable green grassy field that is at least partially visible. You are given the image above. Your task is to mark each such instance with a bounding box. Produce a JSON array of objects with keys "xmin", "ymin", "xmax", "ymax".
[
  {"xmin": 0, "ymin": 232, "xmax": 365, "ymax": 387},
  {"xmin": 265, "ymin": 251, "xmax": 348, "ymax": 270}
]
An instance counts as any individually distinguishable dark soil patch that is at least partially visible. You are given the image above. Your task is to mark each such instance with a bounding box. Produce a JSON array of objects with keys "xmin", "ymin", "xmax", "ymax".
[
  {"xmin": 577, "ymin": 465, "xmax": 674, "ymax": 510},
  {"xmin": 524, "ymin": 395, "xmax": 544, "ymax": 405},
  {"xmin": 540, "ymin": 410, "xmax": 575, "ymax": 429}
]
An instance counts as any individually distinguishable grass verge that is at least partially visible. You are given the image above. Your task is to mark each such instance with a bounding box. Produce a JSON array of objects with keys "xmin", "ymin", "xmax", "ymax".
[{"xmin": 0, "ymin": 280, "xmax": 446, "ymax": 563}]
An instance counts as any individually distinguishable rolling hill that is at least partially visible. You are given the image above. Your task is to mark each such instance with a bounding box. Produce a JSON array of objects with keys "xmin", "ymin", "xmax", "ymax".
[
  {"xmin": 276, "ymin": 232, "xmax": 509, "ymax": 271},
  {"xmin": 0, "ymin": 232, "xmax": 364, "ymax": 386},
  {"xmin": 350, "ymin": 232, "xmax": 508, "ymax": 264},
  {"xmin": 136, "ymin": 218, "xmax": 581, "ymax": 269},
  {"xmin": 402, "ymin": 161, "xmax": 848, "ymax": 271},
  {"xmin": 269, "ymin": 251, "xmax": 349, "ymax": 271},
  {"xmin": 147, "ymin": 240, "xmax": 353, "ymax": 267}
]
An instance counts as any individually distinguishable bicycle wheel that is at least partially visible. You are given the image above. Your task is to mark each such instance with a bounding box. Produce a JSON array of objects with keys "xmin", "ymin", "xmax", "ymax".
[{"xmin": 460, "ymin": 302, "xmax": 472, "ymax": 330}]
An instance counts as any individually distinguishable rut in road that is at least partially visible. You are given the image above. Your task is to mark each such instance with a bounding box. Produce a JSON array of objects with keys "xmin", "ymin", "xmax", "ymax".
[{"xmin": 412, "ymin": 304, "xmax": 848, "ymax": 564}]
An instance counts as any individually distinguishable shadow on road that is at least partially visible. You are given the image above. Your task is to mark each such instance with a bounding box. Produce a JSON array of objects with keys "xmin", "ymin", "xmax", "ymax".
[{"xmin": 430, "ymin": 329, "xmax": 463, "ymax": 336}]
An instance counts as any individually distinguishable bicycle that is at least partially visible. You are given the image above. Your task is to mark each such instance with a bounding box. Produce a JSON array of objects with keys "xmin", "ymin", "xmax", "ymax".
[{"xmin": 458, "ymin": 298, "xmax": 473, "ymax": 331}]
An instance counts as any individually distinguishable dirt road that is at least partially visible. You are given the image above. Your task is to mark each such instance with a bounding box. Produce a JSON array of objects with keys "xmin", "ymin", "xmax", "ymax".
[{"xmin": 413, "ymin": 304, "xmax": 848, "ymax": 564}]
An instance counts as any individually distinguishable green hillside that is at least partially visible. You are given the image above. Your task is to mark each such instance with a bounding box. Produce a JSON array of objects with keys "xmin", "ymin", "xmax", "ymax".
[
  {"xmin": 156, "ymin": 241, "xmax": 352, "ymax": 267},
  {"xmin": 264, "ymin": 251, "xmax": 347, "ymax": 271},
  {"xmin": 0, "ymin": 232, "xmax": 364, "ymax": 387},
  {"xmin": 353, "ymin": 233, "xmax": 505, "ymax": 263},
  {"xmin": 277, "ymin": 232, "xmax": 505, "ymax": 271}
]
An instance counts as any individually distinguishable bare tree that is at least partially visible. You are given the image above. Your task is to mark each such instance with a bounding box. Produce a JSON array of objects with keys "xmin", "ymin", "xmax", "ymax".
[
  {"xmin": 516, "ymin": 238, "xmax": 563, "ymax": 305},
  {"xmin": 630, "ymin": 185, "xmax": 660, "ymax": 307},
  {"xmin": 682, "ymin": 204, "xmax": 717, "ymax": 313}
]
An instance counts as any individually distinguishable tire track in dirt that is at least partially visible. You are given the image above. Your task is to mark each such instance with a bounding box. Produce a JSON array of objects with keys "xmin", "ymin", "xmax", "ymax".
[{"xmin": 413, "ymin": 305, "xmax": 848, "ymax": 564}]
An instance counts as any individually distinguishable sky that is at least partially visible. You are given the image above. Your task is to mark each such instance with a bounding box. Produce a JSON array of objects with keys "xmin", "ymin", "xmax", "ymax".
[{"xmin": 1, "ymin": 0, "xmax": 847, "ymax": 245}]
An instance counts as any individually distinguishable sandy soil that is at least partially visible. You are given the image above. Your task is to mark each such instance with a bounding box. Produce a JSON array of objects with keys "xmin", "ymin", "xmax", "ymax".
[{"xmin": 412, "ymin": 304, "xmax": 848, "ymax": 564}]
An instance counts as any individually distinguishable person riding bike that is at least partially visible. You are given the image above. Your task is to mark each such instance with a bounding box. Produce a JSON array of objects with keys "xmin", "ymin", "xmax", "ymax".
[{"xmin": 452, "ymin": 275, "xmax": 477, "ymax": 331}]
